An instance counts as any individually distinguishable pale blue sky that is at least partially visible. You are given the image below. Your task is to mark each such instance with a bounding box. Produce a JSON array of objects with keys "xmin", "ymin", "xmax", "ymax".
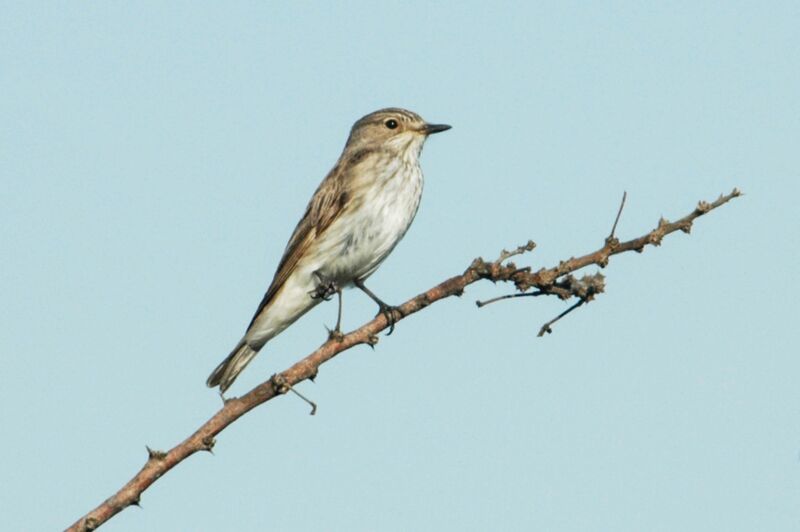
[{"xmin": 2, "ymin": 2, "xmax": 799, "ymax": 531}]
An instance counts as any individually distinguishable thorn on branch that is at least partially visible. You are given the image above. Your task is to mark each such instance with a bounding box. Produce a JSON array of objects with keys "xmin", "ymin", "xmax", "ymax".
[
  {"xmin": 201, "ymin": 436, "xmax": 216, "ymax": 453},
  {"xmin": 326, "ymin": 326, "xmax": 345, "ymax": 342},
  {"xmin": 146, "ymin": 446, "xmax": 166, "ymax": 461},
  {"xmin": 648, "ymin": 220, "xmax": 666, "ymax": 246}
]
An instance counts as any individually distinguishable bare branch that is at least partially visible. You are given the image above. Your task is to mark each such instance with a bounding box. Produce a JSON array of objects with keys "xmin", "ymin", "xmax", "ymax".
[{"xmin": 66, "ymin": 188, "xmax": 741, "ymax": 532}]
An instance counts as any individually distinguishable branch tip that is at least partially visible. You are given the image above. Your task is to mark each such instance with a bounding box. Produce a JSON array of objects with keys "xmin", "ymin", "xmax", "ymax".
[
  {"xmin": 608, "ymin": 191, "xmax": 627, "ymax": 239},
  {"xmin": 494, "ymin": 240, "xmax": 537, "ymax": 264},
  {"xmin": 289, "ymin": 386, "xmax": 317, "ymax": 415}
]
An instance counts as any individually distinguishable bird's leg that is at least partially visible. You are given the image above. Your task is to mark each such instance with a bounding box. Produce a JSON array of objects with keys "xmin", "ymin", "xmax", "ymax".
[
  {"xmin": 354, "ymin": 279, "xmax": 401, "ymax": 335},
  {"xmin": 326, "ymin": 288, "xmax": 345, "ymax": 341},
  {"xmin": 310, "ymin": 272, "xmax": 344, "ymax": 341}
]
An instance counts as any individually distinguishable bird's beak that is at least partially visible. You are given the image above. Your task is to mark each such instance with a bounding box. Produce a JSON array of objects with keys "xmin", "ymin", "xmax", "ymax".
[{"xmin": 422, "ymin": 123, "xmax": 452, "ymax": 135}]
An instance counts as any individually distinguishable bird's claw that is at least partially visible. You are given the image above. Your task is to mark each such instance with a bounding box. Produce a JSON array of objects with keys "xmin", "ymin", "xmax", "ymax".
[
  {"xmin": 377, "ymin": 304, "xmax": 401, "ymax": 335},
  {"xmin": 309, "ymin": 275, "xmax": 338, "ymax": 301}
]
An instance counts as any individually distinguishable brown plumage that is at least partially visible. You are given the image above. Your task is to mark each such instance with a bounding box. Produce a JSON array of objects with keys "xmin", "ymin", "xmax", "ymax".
[{"xmin": 207, "ymin": 108, "xmax": 450, "ymax": 393}]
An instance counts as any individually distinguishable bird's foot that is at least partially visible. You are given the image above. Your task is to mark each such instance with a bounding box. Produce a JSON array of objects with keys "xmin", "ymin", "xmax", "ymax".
[
  {"xmin": 376, "ymin": 304, "xmax": 402, "ymax": 335},
  {"xmin": 326, "ymin": 324, "xmax": 345, "ymax": 342},
  {"xmin": 354, "ymin": 279, "xmax": 400, "ymax": 335},
  {"xmin": 309, "ymin": 272, "xmax": 338, "ymax": 301}
]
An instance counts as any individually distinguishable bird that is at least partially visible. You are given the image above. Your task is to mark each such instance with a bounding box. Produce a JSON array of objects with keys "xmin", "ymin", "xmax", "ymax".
[{"xmin": 207, "ymin": 108, "xmax": 451, "ymax": 393}]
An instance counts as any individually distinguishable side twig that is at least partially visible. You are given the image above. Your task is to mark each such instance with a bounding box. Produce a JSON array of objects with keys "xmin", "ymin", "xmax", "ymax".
[
  {"xmin": 608, "ymin": 190, "xmax": 627, "ymax": 240},
  {"xmin": 538, "ymin": 297, "xmax": 588, "ymax": 337}
]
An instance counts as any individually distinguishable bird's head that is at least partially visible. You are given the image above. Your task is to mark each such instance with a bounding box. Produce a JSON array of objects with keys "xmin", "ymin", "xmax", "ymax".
[{"xmin": 345, "ymin": 108, "xmax": 450, "ymax": 160}]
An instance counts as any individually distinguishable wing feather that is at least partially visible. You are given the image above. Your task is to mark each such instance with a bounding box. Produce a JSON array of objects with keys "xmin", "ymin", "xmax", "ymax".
[{"xmin": 245, "ymin": 162, "xmax": 351, "ymax": 329}]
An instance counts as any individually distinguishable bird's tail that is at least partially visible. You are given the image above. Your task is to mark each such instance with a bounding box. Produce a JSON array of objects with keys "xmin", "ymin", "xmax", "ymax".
[{"xmin": 206, "ymin": 341, "xmax": 260, "ymax": 394}]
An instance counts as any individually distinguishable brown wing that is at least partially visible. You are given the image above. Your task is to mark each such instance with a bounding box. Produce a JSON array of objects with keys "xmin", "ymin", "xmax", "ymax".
[{"xmin": 246, "ymin": 163, "xmax": 351, "ymax": 329}]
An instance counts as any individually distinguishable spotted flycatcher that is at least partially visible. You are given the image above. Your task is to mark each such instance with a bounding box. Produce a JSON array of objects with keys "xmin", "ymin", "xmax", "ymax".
[{"xmin": 207, "ymin": 108, "xmax": 450, "ymax": 393}]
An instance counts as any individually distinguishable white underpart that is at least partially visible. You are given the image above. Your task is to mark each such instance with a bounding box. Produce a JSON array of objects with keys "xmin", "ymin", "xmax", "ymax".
[{"xmin": 245, "ymin": 133, "xmax": 426, "ymax": 347}]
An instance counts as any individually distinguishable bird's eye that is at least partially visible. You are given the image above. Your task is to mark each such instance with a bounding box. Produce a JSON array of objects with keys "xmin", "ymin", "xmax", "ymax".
[{"xmin": 385, "ymin": 119, "xmax": 398, "ymax": 129}]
